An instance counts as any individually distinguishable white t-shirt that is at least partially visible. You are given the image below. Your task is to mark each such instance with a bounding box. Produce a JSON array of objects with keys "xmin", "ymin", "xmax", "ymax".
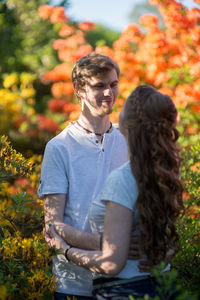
[
  {"xmin": 89, "ymin": 161, "xmax": 170, "ymax": 279},
  {"xmin": 38, "ymin": 123, "xmax": 128, "ymax": 296}
]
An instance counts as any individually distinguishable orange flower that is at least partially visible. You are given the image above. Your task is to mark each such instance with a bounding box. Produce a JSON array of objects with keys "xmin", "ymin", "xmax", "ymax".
[
  {"xmin": 186, "ymin": 125, "xmax": 197, "ymax": 135},
  {"xmin": 38, "ymin": 5, "xmax": 53, "ymax": 19},
  {"xmin": 50, "ymin": 7, "xmax": 68, "ymax": 24},
  {"xmin": 95, "ymin": 46, "xmax": 115, "ymax": 60},
  {"xmin": 174, "ymin": 84, "xmax": 196, "ymax": 107},
  {"xmin": 69, "ymin": 111, "xmax": 81, "ymax": 121},
  {"xmin": 78, "ymin": 21, "xmax": 96, "ymax": 32},
  {"xmin": 53, "ymin": 39, "xmax": 69, "ymax": 50},
  {"xmin": 54, "ymin": 33, "xmax": 85, "ymax": 51},
  {"xmin": 51, "ymin": 82, "xmax": 74, "ymax": 98},
  {"xmin": 58, "ymin": 45, "xmax": 93, "ymax": 62},
  {"xmin": 188, "ymin": 205, "xmax": 200, "ymax": 220},
  {"xmin": 59, "ymin": 24, "xmax": 75, "ymax": 37},
  {"xmin": 154, "ymin": 72, "xmax": 170, "ymax": 86},
  {"xmin": 187, "ymin": 8, "xmax": 200, "ymax": 25},
  {"xmin": 109, "ymin": 111, "xmax": 120, "ymax": 123},
  {"xmin": 158, "ymin": 86, "xmax": 174, "ymax": 98},
  {"xmin": 149, "ymin": 0, "xmax": 161, "ymax": 4},
  {"xmin": 42, "ymin": 63, "xmax": 72, "ymax": 82},
  {"xmin": 64, "ymin": 102, "xmax": 80, "ymax": 114},
  {"xmin": 139, "ymin": 14, "xmax": 159, "ymax": 30},
  {"xmin": 190, "ymin": 162, "xmax": 199, "ymax": 172},
  {"xmin": 182, "ymin": 192, "xmax": 190, "ymax": 200},
  {"xmin": 66, "ymin": 33, "xmax": 86, "ymax": 48},
  {"xmin": 121, "ymin": 24, "xmax": 143, "ymax": 44},
  {"xmin": 74, "ymin": 45, "xmax": 93, "ymax": 60}
]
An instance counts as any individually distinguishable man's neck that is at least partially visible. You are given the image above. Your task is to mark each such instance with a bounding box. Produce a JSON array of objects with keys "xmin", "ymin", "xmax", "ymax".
[{"xmin": 78, "ymin": 113, "xmax": 111, "ymax": 135}]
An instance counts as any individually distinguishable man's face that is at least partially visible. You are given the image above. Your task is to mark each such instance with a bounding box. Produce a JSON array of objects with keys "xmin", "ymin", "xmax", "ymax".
[{"xmin": 79, "ymin": 68, "xmax": 119, "ymax": 117}]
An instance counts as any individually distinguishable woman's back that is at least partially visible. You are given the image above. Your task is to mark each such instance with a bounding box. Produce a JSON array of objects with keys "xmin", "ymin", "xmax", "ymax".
[{"xmin": 89, "ymin": 161, "xmax": 170, "ymax": 279}]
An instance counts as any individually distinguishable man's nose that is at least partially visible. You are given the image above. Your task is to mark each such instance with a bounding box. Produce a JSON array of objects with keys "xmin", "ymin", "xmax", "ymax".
[{"xmin": 104, "ymin": 86, "xmax": 112, "ymax": 96}]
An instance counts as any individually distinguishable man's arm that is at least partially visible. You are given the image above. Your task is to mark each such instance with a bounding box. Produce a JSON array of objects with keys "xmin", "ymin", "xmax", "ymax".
[
  {"xmin": 44, "ymin": 193, "xmax": 100, "ymax": 250},
  {"xmin": 48, "ymin": 201, "xmax": 133, "ymax": 275}
]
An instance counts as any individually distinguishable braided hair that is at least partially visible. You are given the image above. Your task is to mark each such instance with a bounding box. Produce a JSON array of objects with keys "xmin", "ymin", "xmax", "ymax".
[{"xmin": 122, "ymin": 85, "xmax": 184, "ymax": 264}]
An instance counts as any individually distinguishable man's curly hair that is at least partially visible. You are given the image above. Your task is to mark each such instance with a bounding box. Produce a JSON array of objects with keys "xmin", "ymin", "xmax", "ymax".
[{"xmin": 72, "ymin": 52, "xmax": 120, "ymax": 90}]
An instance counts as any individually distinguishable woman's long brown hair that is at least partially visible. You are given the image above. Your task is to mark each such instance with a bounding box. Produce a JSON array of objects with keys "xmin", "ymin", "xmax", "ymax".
[{"xmin": 123, "ymin": 85, "xmax": 184, "ymax": 265}]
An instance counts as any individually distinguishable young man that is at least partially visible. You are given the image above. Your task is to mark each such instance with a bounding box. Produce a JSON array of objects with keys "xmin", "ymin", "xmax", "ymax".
[{"xmin": 38, "ymin": 53, "xmax": 128, "ymax": 299}]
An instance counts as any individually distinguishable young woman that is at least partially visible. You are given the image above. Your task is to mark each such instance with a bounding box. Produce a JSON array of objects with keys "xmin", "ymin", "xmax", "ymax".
[{"xmin": 47, "ymin": 85, "xmax": 184, "ymax": 299}]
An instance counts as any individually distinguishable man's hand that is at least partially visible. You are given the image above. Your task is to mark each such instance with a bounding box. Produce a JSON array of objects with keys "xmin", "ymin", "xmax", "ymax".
[
  {"xmin": 44, "ymin": 225, "xmax": 69, "ymax": 254},
  {"xmin": 128, "ymin": 231, "xmax": 154, "ymax": 273},
  {"xmin": 138, "ymin": 260, "xmax": 154, "ymax": 273},
  {"xmin": 128, "ymin": 234, "xmax": 141, "ymax": 260}
]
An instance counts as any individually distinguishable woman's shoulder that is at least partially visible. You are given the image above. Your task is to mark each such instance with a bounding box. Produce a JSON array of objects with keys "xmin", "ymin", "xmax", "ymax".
[
  {"xmin": 97, "ymin": 161, "xmax": 138, "ymax": 210},
  {"xmin": 108, "ymin": 161, "xmax": 134, "ymax": 185}
]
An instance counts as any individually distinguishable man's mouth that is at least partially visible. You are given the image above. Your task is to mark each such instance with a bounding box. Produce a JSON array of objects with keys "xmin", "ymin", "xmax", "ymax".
[{"xmin": 100, "ymin": 98, "xmax": 113, "ymax": 103}]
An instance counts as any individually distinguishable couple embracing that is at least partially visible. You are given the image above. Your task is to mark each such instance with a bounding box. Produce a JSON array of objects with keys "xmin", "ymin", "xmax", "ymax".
[{"xmin": 38, "ymin": 53, "xmax": 183, "ymax": 300}]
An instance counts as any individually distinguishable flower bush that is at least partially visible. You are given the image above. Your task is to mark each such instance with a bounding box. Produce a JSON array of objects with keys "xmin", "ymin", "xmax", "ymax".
[
  {"xmin": 0, "ymin": 72, "xmax": 61, "ymax": 155},
  {"xmin": 0, "ymin": 0, "xmax": 200, "ymax": 298},
  {"xmin": 36, "ymin": 1, "xmax": 200, "ymax": 137},
  {"xmin": 0, "ymin": 136, "xmax": 57, "ymax": 299}
]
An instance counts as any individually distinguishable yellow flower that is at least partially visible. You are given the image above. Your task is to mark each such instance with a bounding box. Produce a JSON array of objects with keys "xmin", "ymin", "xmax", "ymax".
[
  {"xmin": 20, "ymin": 73, "xmax": 36, "ymax": 84},
  {"xmin": 27, "ymin": 107, "xmax": 35, "ymax": 116},
  {"xmin": 21, "ymin": 88, "xmax": 35, "ymax": 98},
  {"xmin": 0, "ymin": 89, "xmax": 10, "ymax": 97},
  {"xmin": 27, "ymin": 98, "xmax": 35, "ymax": 105},
  {"xmin": 3, "ymin": 73, "xmax": 19, "ymax": 89}
]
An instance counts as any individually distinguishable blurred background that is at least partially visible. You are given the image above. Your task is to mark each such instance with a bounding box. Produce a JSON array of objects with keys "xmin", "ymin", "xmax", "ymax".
[{"xmin": 0, "ymin": 1, "xmax": 200, "ymax": 299}]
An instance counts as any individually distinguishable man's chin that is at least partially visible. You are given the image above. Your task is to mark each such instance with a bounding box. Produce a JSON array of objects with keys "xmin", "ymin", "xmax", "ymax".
[
  {"xmin": 102, "ymin": 103, "xmax": 113, "ymax": 114},
  {"xmin": 102, "ymin": 107, "xmax": 113, "ymax": 115}
]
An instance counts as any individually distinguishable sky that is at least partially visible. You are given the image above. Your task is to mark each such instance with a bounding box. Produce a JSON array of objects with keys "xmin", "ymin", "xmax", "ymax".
[{"xmin": 52, "ymin": 0, "xmax": 200, "ymax": 32}]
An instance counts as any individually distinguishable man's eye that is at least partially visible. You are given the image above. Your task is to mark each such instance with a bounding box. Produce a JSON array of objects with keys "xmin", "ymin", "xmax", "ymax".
[{"xmin": 111, "ymin": 83, "xmax": 118, "ymax": 88}]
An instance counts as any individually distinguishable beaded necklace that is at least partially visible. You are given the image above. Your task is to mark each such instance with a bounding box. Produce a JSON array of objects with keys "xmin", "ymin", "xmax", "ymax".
[{"xmin": 76, "ymin": 121, "xmax": 112, "ymax": 136}]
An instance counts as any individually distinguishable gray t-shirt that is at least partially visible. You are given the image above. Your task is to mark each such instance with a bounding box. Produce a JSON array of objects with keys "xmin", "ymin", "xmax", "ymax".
[
  {"xmin": 38, "ymin": 123, "xmax": 128, "ymax": 296},
  {"xmin": 89, "ymin": 161, "xmax": 170, "ymax": 279}
]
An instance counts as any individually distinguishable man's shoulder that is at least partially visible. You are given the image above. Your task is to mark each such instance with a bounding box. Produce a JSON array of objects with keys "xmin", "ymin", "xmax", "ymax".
[
  {"xmin": 44, "ymin": 124, "xmax": 77, "ymax": 153},
  {"xmin": 48, "ymin": 123, "xmax": 76, "ymax": 144}
]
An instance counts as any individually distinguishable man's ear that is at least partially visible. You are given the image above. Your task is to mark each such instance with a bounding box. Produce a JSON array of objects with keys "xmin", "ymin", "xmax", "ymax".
[{"xmin": 75, "ymin": 86, "xmax": 86, "ymax": 101}]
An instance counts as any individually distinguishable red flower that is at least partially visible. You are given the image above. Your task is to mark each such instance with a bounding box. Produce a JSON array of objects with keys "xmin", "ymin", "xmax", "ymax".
[
  {"xmin": 48, "ymin": 99, "xmax": 67, "ymax": 113},
  {"xmin": 37, "ymin": 115, "xmax": 60, "ymax": 132}
]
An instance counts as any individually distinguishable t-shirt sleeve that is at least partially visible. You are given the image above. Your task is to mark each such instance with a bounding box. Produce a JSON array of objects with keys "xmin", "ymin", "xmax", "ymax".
[
  {"xmin": 96, "ymin": 167, "xmax": 138, "ymax": 211},
  {"xmin": 37, "ymin": 142, "xmax": 69, "ymax": 199}
]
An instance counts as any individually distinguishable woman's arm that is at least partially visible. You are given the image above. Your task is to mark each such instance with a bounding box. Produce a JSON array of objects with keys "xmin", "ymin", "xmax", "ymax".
[{"xmin": 50, "ymin": 201, "xmax": 133, "ymax": 275}]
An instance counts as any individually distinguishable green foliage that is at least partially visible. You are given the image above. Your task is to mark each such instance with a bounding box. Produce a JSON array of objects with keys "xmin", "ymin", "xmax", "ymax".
[
  {"xmin": 0, "ymin": 0, "xmax": 60, "ymax": 75},
  {"xmin": 167, "ymin": 67, "xmax": 194, "ymax": 88},
  {"xmin": 0, "ymin": 138, "xmax": 56, "ymax": 298},
  {"xmin": 129, "ymin": 263, "xmax": 198, "ymax": 299},
  {"xmin": 172, "ymin": 143, "xmax": 200, "ymax": 296},
  {"xmin": 181, "ymin": 143, "xmax": 200, "ymax": 200},
  {"xmin": 178, "ymin": 109, "xmax": 200, "ymax": 148},
  {"xmin": 85, "ymin": 24, "xmax": 120, "ymax": 48}
]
